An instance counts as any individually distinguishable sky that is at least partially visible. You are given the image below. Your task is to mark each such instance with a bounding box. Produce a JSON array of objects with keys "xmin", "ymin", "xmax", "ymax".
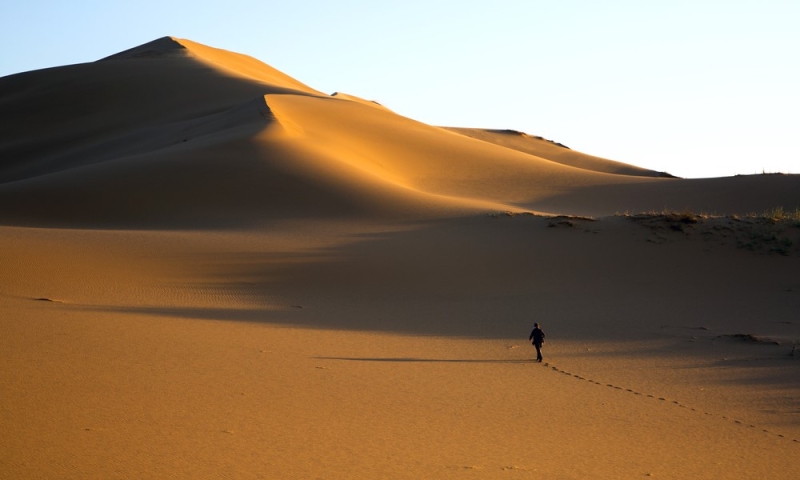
[{"xmin": 1, "ymin": 0, "xmax": 798, "ymax": 178}]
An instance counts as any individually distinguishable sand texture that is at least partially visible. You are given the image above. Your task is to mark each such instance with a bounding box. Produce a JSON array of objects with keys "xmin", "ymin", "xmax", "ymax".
[{"xmin": 2, "ymin": 37, "xmax": 800, "ymax": 479}]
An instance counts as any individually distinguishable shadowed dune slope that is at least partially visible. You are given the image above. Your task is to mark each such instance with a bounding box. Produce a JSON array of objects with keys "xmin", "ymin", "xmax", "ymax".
[
  {"xmin": 0, "ymin": 37, "xmax": 323, "ymax": 184},
  {"xmin": 101, "ymin": 37, "xmax": 323, "ymax": 95},
  {"xmin": 1, "ymin": 37, "xmax": 799, "ymax": 228}
]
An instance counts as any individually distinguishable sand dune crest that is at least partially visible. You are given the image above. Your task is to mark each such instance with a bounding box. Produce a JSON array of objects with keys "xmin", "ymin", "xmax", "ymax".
[{"xmin": 99, "ymin": 36, "xmax": 188, "ymax": 61}]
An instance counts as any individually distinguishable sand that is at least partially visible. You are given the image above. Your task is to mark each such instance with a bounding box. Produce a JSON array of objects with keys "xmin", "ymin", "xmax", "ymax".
[{"xmin": 1, "ymin": 37, "xmax": 799, "ymax": 479}]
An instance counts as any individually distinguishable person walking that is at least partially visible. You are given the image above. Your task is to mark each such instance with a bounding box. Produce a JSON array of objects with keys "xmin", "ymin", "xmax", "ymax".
[{"xmin": 529, "ymin": 322, "xmax": 545, "ymax": 362}]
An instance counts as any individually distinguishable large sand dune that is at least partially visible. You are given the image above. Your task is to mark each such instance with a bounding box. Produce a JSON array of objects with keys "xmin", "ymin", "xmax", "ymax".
[
  {"xmin": 3, "ymin": 36, "xmax": 799, "ymax": 227},
  {"xmin": 1, "ymin": 37, "xmax": 799, "ymax": 479}
]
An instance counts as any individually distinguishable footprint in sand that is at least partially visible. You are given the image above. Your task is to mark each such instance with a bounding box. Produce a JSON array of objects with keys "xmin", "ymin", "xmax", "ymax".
[
  {"xmin": 542, "ymin": 362, "xmax": 800, "ymax": 443},
  {"xmin": 33, "ymin": 297, "xmax": 63, "ymax": 303}
]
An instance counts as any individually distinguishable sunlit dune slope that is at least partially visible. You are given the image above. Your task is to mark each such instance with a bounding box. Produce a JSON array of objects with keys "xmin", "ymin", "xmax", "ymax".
[
  {"xmin": 0, "ymin": 89, "xmax": 656, "ymax": 227},
  {"xmin": 0, "ymin": 93, "xmax": 512, "ymax": 227},
  {"xmin": 330, "ymin": 92, "xmax": 392, "ymax": 111},
  {"xmin": 445, "ymin": 127, "xmax": 674, "ymax": 178},
  {"xmin": 1, "ymin": 37, "xmax": 799, "ymax": 227}
]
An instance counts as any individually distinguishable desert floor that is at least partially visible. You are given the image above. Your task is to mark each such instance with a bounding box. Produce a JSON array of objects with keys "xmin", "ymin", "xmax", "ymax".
[{"xmin": 3, "ymin": 215, "xmax": 799, "ymax": 479}]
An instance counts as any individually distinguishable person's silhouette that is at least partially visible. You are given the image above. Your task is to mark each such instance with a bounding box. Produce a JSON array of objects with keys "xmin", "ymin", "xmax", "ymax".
[{"xmin": 529, "ymin": 322, "xmax": 545, "ymax": 362}]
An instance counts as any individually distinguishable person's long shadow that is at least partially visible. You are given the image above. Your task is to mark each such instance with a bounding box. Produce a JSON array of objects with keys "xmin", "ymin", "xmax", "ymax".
[{"xmin": 313, "ymin": 356, "xmax": 537, "ymax": 364}]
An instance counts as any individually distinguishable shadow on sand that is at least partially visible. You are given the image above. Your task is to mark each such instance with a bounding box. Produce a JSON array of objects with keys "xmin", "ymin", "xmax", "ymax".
[{"xmin": 313, "ymin": 356, "xmax": 537, "ymax": 364}]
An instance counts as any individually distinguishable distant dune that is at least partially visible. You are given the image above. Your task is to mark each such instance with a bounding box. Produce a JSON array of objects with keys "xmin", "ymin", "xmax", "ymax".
[
  {"xmin": 444, "ymin": 127, "xmax": 676, "ymax": 178},
  {"xmin": 2, "ymin": 36, "xmax": 798, "ymax": 228},
  {"xmin": 2, "ymin": 38, "xmax": 799, "ymax": 479}
]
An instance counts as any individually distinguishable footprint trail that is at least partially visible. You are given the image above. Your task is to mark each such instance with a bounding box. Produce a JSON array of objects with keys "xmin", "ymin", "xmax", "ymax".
[{"xmin": 540, "ymin": 361, "xmax": 799, "ymax": 444}]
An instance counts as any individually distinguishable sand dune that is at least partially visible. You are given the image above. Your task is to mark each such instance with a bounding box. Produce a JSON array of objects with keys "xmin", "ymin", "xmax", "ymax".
[
  {"xmin": 0, "ymin": 37, "xmax": 318, "ymax": 184},
  {"xmin": 100, "ymin": 36, "xmax": 322, "ymax": 95},
  {"xmin": 445, "ymin": 127, "xmax": 674, "ymax": 178},
  {"xmin": 1, "ymin": 37, "xmax": 799, "ymax": 479},
  {"xmin": 3, "ymin": 36, "xmax": 799, "ymax": 227}
]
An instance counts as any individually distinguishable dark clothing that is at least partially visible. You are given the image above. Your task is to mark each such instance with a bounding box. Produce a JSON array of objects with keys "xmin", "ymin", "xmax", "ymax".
[
  {"xmin": 533, "ymin": 343, "xmax": 543, "ymax": 362},
  {"xmin": 529, "ymin": 327, "xmax": 545, "ymax": 362},
  {"xmin": 529, "ymin": 327, "xmax": 545, "ymax": 346}
]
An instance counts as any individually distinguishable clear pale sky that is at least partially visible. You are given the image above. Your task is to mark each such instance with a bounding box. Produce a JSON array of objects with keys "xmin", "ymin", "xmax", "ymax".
[{"xmin": 2, "ymin": 0, "xmax": 798, "ymax": 178}]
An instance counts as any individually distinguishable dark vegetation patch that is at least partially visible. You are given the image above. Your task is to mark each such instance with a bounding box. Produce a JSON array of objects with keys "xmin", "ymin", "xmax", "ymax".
[
  {"xmin": 546, "ymin": 215, "xmax": 595, "ymax": 228},
  {"xmin": 620, "ymin": 208, "xmax": 800, "ymax": 256},
  {"xmin": 717, "ymin": 334, "xmax": 782, "ymax": 346}
]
